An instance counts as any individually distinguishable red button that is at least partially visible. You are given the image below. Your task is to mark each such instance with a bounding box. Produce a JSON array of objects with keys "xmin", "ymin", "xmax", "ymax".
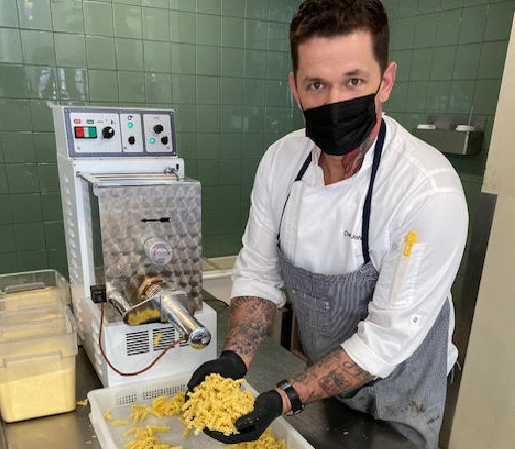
[
  {"xmin": 74, "ymin": 127, "xmax": 85, "ymax": 138},
  {"xmin": 74, "ymin": 119, "xmax": 81, "ymax": 124}
]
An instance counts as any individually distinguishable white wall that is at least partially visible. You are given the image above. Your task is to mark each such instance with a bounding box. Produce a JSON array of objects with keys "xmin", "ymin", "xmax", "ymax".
[{"xmin": 449, "ymin": 14, "xmax": 515, "ymax": 449}]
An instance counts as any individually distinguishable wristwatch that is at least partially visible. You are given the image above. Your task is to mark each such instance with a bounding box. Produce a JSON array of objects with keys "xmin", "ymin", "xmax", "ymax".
[{"xmin": 276, "ymin": 379, "xmax": 304, "ymax": 415}]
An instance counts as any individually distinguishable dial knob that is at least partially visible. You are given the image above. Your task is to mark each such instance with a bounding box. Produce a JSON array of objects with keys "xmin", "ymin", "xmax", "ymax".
[
  {"xmin": 102, "ymin": 126, "xmax": 115, "ymax": 139},
  {"xmin": 161, "ymin": 136, "xmax": 168, "ymax": 145},
  {"xmin": 128, "ymin": 136, "xmax": 135, "ymax": 145},
  {"xmin": 153, "ymin": 124, "xmax": 164, "ymax": 134}
]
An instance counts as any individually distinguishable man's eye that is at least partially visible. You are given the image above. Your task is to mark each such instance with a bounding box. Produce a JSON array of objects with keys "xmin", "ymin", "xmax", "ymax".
[
  {"xmin": 349, "ymin": 79, "xmax": 362, "ymax": 87},
  {"xmin": 308, "ymin": 82, "xmax": 324, "ymax": 91}
]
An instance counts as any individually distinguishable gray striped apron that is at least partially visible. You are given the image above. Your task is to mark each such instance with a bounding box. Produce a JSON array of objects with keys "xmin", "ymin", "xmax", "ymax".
[{"xmin": 277, "ymin": 120, "xmax": 449, "ymax": 449}]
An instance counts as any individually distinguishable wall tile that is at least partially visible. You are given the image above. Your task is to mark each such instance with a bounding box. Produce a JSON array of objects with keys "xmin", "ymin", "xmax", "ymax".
[
  {"xmin": 430, "ymin": 46, "xmax": 457, "ymax": 80},
  {"xmin": 173, "ymin": 104, "xmax": 196, "ymax": 132},
  {"xmin": 196, "ymin": 14, "xmax": 221, "ymax": 46},
  {"xmin": 113, "ymin": 0, "xmax": 142, "ymax": 5},
  {"xmin": 171, "ymin": 43, "xmax": 196, "ymax": 73},
  {"xmin": 196, "ymin": 46, "xmax": 220, "ymax": 76},
  {"xmin": 397, "ymin": 0, "xmax": 418, "ymax": 17},
  {"xmin": 0, "ymin": 28, "xmax": 23, "ymax": 63},
  {"xmin": 170, "ymin": 11, "xmax": 195, "ymax": 43},
  {"xmin": 115, "ymin": 38, "xmax": 144, "ymax": 71},
  {"xmin": 478, "ymin": 41, "xmax": 508, "ymax": 79},
  {"xmin": 38, "ymin": 164, "xmax": 59, "ymax": 192},
  {"xmin": 268, "ymin": 22, "xmax": 289, "ymax": 52},
  {"xmin": 87, "ymin": 36, "xmax": 117, "ymax": 69},
  {"xmin": 449, "ymin": 80, "xmax": 475, "ymax": 114},
  {"xmin": 395, "ymin": 16, "xmax": 416, "ymax": 50},
  {"xmin": 417, "ymin": 0, "xmax": 441, "ymax": 14},
  {"xmin": 10, "ymin": 193, "xmax": 42, "ymax": 223},
  {"xmin": 197, "ymin": 105, "xmax": 220, "ymax": 133},
  {"xmin": 409, "ymin": 48, "xmax": 433, "ymax": 81},
  {"xmin": 197, "ymin": 133, "xmax": 220, "ymax": 159},
  {"xmin": 459, "ymin": 5, "xmax": 488, "ymax": 44},
  {"xmin": 435, "ymin": 9, "xmax": 461, "ymax": 46},
  {"xmin": 473, "ymin": 79, "xmax": 502, "ymax": 115},
  {"xmin": 14, "ymin": 223, "xmax": 45, "ymax": 251},
  {"xmin": 89, "ymin": 70, "xmax": 119, "ymax": 102},
  {"xmin": 426, "ymin": 80, "xmax": 451, "ymax": 113},
  {"xmin": 246, "ymin": 19, "xmax": 268, "ymax": 50},
  {"xmin": 6, "ymin": 163, "xmax": 39, "ymax": 193},
  {"xmin": 222, "ymin": 16, "xmax": 244, "ymax": 48},
  {"xmin": 484, "ymin": 2, "xmax": 515, "ymax": 41},
  {"xmin": 57, "ymin": 68, "xmax": 89, "ymax": 101},
  {"xmin": 84, "ymin": 1, "xmax": 114, "ymax": 37},
  {"xmin": 221, "ymin": 77, "xmax": 243, "ymax": 104},
  {"xmin": 143, "ymin": 0, "xmax": 169, "ymax": 7},
  {"xmin": 143, "ymin": 7, "xmax": 170, "ymax": 41},
  {"xmin": 196, "ymin": 75, "xmax": 220, "ymax": 105},
  {"xmin": 172, "ymin": 74, "xmax": 196, "ymax": 103},
  {"xmin": 17, "ymin": 0, "xmax": 52, "ymax": 30},
  {"xmin": 144, "ymin": 40, "xmax": 171, "ymax": 72},
  {"xmin": 170, "ymin": 0, "xmax": 195, "ymax": 12},
  {"xmin": 29, "ymin": 100, "xmax": 53, "ymax": 131},
  {"xmin": 0, "ymin": 225, "xmax": 16, "ymax": 252},
  {"xmin": 243, "ymin": 78, "xmax": 265, "ymax": 105},
  {"xmin": 55, "ymin": 34, "xmax": 87, "ymax": 67},
  {"xmin": 244, "ymin": 49, "xmax": 267, "ymax": 78},
  {"xmin": 453, "ymin": 43, "xmax": 481, "ymax": 80},
  {"xmin": 118, "ymin": 71, "xmax": 145, "ymax": 103},
  {"xmin": 113, "ymin": 4, "xmax": 142, "ymax": 39},
  {"xmin": 222, "ymin": 0, "xmax": 245, "ymax": 17},
  {"xmin": 0, "ymin": 99, "xmax": 31, "ymax": 130},
  {"xmin": 33, "ymin": 133, "xmax": 56, "ymax": 163},
  {"xmin": 220, "ymin": 133, "xmax": 242, "ymax": 158},
  {"xmin": 1, "ymin": 132, "xmax": 34, "ymax": 163},
  {"xmin": 0, "ymin": 64, "xmax": 28, "ymax": 98},
  {"xmin": 0, "ymin": 195, "xmax": 12, "ymax": 224},
  {"xmin": 40, "ymin": 192, "xmax": 62, "ymax": 221},
  {"xmin": 197, "ymin": 159, "xmax": 220, "ymax": 184},
  {"xmin": 197, "ymin": 0, "xmax": 221, "ymax": 14},
  {"xmin": 265, "ymin": 80, "xmax": 287, "ymax": 107},
  {"xmin": 221, "ymin": 48, "xmax": 244, "ymax": 77},
  {"xmin": 46, "ymin": 249, "xmax": 67, "ymax": 276},
  {"xmin": 0, "ymin": 165, "xmax": 7, "ymax": 193},
  {"xmin": 243, "ymin": 105, "xmax": 264, "ymax": 132},
  {"xmin": 20, "ymin": 30, "xmax": 55, "ymax": 65},
  {"xmin": 145, "ymin": 72, "xmax": 172, "ymax": 104},
  {"xmin": 25, "ymin": 66, "xmax": 57, "ymax": 100},
  {"xmin": 175, "ymin": 133, "xmax": 196, "ymax": 159},
  {"xmin": 0, "ymin": 0, "xmax": 19, "ymax": 27},
  {"xmin": 266, "ymin": 51, "xmax": 288, "ymax": 80},
  {"xmin": 44, "ymin": 221, "xmax": 65, "ymax": 249},
  {"xmin": 221, "ymin": 105, "xmax": 243, "ymax": 133},
  {"xmin": 269, "ymin": 0, "xmax": 292, "ymax": 23},
  {"xmin": 247, "ymin": 0, "xmax": 269, "ymax": 19},
  {"xmin": 18, "ymin": 250, "xmax": 48, "ymax": 271},
  {"xmin": 264, "ymin": 106, "xmax": 285, "ymax": 134},
  {"xmin": 51, "ymin": 0, "xmax": 84, "ymax": 33},
  {"xmin": 405, "ymin": 81, "xmax": 429, "ymax": 113},
  {"xmin": 218, "ymin": 184, "xmax": 240, "ymax": 208},
  {"xmin": 413, "ymin": 13, "xmax": 438, "ymax": 48}
]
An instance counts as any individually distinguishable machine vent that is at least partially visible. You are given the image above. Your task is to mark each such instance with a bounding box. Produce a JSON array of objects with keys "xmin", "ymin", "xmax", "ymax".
[
  {"xmin": 142, "ymin": 385, "xmax": 184, "ymax": 401},
  {"xmin": 152, "ymin": 326, "xmax": 188, "ymax": 350},
  {"xmin": 126, "ymin": 330, "xmax": 150, "ymax": 356},
  {"xmin": 115, "ymin": 390, "xmax": 139, "ymax": 406}
]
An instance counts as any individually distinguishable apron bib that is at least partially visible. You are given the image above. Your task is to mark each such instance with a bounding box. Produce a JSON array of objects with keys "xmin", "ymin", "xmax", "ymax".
[{"xmin": 277, "ymin": 120, "xmax": 449, "ymax": 449}]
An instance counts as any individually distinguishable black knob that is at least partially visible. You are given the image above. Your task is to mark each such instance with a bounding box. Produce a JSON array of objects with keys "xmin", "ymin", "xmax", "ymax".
[
  {"xmin": 128, "ymin": 136, "xmax": 135, "ymax": 145},
  {"xmin": 102, "ymin": 126, "xmax": 115, "ymax": 139},
  {"xmin": 161, "ymin": 136, "xmax": 168, "ymax": 145},
  {"xmin": 153, "ymin": 124, "xmax": 164, "ymax": 134}
]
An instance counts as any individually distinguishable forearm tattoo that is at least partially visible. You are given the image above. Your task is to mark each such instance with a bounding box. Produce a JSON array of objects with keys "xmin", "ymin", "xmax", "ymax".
[
  {"xmin": 223, "ymin": 296, "xmax": 276, "ymax": 367},
  {"xmin": 293, "ymin": 348, "xmax": 373, "ymax": 404}
]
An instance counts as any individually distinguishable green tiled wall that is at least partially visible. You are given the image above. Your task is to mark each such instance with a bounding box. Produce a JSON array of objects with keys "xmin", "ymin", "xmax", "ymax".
[
  {"xmin": 0, "ymin": 0, "xmax": 304, "ymax": 276},
  {"xmin": 0, "ymin": 0, "xmax": 513, "ymax": 278},
  {"xmin": 382, "ymin": 0, "xmax": 515, "ymax": 306}
]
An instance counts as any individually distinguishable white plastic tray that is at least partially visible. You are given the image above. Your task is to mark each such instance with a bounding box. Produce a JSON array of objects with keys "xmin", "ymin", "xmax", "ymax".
[{"xmin": 88, "ymin": 373, "xmax": 315, "ymax": 449}]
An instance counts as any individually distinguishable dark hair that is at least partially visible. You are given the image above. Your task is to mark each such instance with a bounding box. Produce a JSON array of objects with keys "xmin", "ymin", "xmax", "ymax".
[{"xmin": 290, "ymin": 0, "xmax": 389, "ymax": 75}]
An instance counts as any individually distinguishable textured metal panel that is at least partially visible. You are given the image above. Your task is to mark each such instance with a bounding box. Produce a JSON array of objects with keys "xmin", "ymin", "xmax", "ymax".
[{"xmin": 95, "ymin": 180, "xmax": 202, "ymax": 314}]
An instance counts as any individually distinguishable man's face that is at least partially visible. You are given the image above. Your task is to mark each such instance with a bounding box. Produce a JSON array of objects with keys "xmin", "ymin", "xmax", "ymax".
[{"xmin": 289, "ymin": 30, "xmax": 396, "ymax": 113}]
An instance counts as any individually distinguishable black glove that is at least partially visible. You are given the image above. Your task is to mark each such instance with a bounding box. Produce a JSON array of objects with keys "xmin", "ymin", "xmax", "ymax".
[
  {"xmin": 187, "ymin": 350, "xmax": 247, "ymax": 394},
  {"xmin": 204, "ymin": 390, "xmax": 283, "ymax": 444}
]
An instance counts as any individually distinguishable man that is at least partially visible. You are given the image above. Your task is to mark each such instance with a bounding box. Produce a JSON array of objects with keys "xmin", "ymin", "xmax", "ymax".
[{"xmin": 188, "ymin": 1, "xmax": 468, "ymax": 448}]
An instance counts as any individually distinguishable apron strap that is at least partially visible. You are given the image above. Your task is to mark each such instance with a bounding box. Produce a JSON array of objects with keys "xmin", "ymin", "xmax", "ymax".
[{"xmin": 361, "ymin": 119, "xmax": 387, "ymax": 265}]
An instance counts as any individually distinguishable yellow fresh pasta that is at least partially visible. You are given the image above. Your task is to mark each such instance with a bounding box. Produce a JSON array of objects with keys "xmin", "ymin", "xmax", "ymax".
[
  {"xmin": 76, "ymin": 399, "xmax": 88, "ymax": 407},
  {"xmin": 153, "ymin": 333, "xmax": 163, "ymax": 346},
  {"xmin": 182, "ymin": 373, "xmax": 254, "ymax": 436},
  {"xmin": 112, "ymin": 420, "xmax": 129, "ymax": 426},
  {"xmin": 103, "ymin": 408, "xmax": 112, "ymax": 422}
]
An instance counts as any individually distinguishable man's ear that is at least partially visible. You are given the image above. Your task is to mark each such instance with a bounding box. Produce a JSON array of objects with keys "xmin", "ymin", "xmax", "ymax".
[
  {"xmin": 379, "ymin": 61, "xmax": 397, "ymax": 103},
  {"xmin": 289, "ymin": 71, "xmax": 302, "ymax": 109}
]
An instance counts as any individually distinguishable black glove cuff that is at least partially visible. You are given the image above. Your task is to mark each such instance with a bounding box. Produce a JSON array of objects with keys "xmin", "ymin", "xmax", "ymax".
[{"xmin": 220, "ymin": 350, "xmax": 248, "ymax": 377}]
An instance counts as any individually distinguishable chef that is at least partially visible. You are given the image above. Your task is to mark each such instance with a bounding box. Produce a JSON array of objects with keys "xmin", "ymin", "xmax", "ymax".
[{"xmin": 188, "ymin": 1, "xmax": 468, "ymax": 448}]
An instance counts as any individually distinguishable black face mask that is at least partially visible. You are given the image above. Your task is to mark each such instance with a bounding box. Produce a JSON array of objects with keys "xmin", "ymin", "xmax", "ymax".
[{"xmin": 303, "ymin": 86, "xmax": 380, "ymax": 156}]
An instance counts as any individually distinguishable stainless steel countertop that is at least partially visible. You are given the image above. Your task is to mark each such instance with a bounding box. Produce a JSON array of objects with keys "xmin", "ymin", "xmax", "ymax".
[{"xmin": 0, "ymin": 302, "xmax": 415, "ymax": 449}]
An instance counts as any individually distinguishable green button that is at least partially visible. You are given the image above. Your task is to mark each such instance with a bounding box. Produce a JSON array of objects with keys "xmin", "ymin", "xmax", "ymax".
[
  {"xmin": 150, "ymin": 137, "xmax": 155, "ymax": 144},
  {"xmin": 128, "ymin": 122, "xmax": 133, "ymax": 129},
  {"xmin": 88, "ymin": 127, "xmax": 97, "ymax": 138}
]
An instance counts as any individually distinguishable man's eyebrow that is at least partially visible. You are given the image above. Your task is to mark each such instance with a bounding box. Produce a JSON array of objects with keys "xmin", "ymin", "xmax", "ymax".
[
  {"xmin": 344, "ymin": 69, "xmax": 370, "ymax": 77},
  {"xmin": 302, "ymin": 70, "xmax": 370, "ymax": 82}
]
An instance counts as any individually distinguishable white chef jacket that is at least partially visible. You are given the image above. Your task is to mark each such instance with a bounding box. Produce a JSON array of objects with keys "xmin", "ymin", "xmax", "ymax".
[{"xmin": 230, "ymin": 115, "xmax": 468, "ymax": 378}]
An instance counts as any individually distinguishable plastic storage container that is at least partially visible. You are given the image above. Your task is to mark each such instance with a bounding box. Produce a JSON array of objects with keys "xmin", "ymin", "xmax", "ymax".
[
  {"xmin": 88, "ymin": 374, "xmax": 315, "ymax": 449},
  {"xmin": 0, "ymin": 270, "xmax": 70, "ymax": 311},
  {"xmin": 0, "ymin": 308, "xmax": 78, "ymax": 422}
]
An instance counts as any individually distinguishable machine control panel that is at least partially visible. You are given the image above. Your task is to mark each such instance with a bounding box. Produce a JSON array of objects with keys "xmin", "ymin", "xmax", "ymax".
[{"xmin": 63, "ymin": 107, "xmax": 177, "ymax": 158}]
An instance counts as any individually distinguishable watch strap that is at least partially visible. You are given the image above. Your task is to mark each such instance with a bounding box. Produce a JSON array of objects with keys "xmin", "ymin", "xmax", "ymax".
[{"xmin": 276, "ymin": 379, "xmax": 304, "ymax": 415}]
